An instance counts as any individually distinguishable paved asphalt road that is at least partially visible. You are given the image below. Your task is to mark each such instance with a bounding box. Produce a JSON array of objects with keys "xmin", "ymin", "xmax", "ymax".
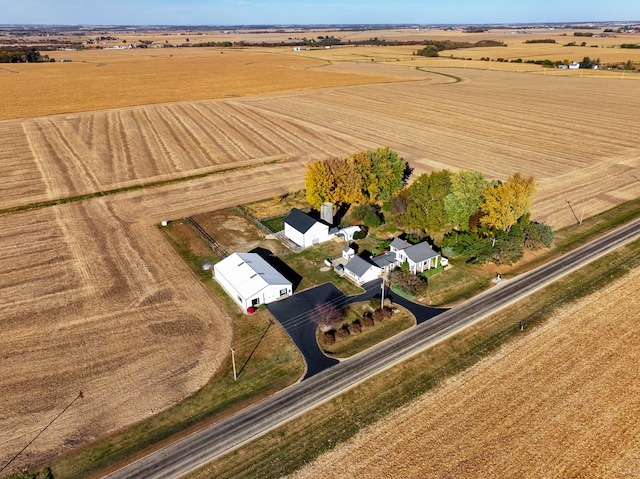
[
  {"xmin": 267, "ymin": 281, "xmax": 447, "ymax": 378},
  {"xmin": 104, "ymin": 217, "xmax": 640, "ymax": 479}
]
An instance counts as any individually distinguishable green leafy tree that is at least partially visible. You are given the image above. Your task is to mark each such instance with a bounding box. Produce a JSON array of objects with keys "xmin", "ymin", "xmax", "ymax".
[
  {"xmin": 444, "ymin": 170, "xmax": 490, "ymax": 230},
  {"xmin": 404, "ymin": 170, "xmax": 452, "ymax": 232},
  {"xmin": 364, "ymin": 147, "xmax": 408, "ymax": 203},
  {"xmin": 524, "ymin": 221, "xmax": 555, "ymax": 249}
]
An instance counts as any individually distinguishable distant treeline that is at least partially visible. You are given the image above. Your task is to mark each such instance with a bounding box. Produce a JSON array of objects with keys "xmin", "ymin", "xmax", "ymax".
[
  {"xmin": 0, "ymin": 47, "xmax": 52, "ymax": 63},
  {"xmin": 524, "ymin": 39, "xmax": 556, "ymax": 44},
  {"xmin": 195, "ymin": 36, "xmax": 426, "ymax": 48},
  {"xmin": 621, "ymin": 43, "xmax": 640, "ymax": 49},
  {"xmin": 415, "ymin": 39, "xmax": 505, "ymax": 57}
]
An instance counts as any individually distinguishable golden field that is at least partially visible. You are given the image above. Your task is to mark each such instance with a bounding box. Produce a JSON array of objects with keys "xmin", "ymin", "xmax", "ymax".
[
  {"xmin": 0, "ymin": 48, "xmax": 410, "ymax": 120},
  {"xmin": 2, "ymin": 28, "xmax": 640, "ymax": 119},
  {"xmin": 292, "ymin": 267, "xmax": 640, "ymax": 479},
  {"xmin": 0, "ymin": 38, "xmax": 639, "ymax": 475}
]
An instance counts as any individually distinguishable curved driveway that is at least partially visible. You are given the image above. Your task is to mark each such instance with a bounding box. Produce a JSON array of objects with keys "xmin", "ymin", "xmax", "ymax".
[
  {"xmin": 104, "ymin": 217, "xmax": 640, "ymax": 479},
  {"xmin": 267, "ymin": 280, "xmax": 447, "ymax": 378}
]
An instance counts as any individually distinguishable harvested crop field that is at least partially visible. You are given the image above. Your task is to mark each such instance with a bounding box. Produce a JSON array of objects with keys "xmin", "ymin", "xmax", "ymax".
[
  {"xmin": 2, "ymin": 67, "xmax": 640, "ymax": 227},
  {"xmin": 1, "ymin": 56, "xmax": 639, "ymax": 475},
  {"xmin": 0, "ymin": 49, "xmax": 411, "ymax": 120},
  {"xmin": 292, "ymin": 267, "xmax": 640, "ymax": 479},
  {"xmin": 0, "ymin": 199, "xmax": 233, "ymax": 474}
]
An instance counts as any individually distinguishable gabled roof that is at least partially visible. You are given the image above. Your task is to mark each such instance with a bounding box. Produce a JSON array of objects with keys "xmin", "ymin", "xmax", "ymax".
[
  {"xmin": 390, "ymin": 237, "xmax": 410, "ymax": 251},
  {"xmin": 372, "ymin": 251, "xmax": 396, "ymax": 268},
  {"xmin": 404, "ymin": 242, "xmax": 439, "ymax": 263},
  {"xmin": 284, "ymin": 208, "xmax": 319, "ymax": 234},
  {"xmin": 390, "ymin": 238, "xmax": 439, "ymax": 263},
  {"xmin": 215, "ymin": 252, "xmax": 291, "ymax": 299},
  {"xmin": 345, "ymin": 255, "xmax": 379, "ymax": 278}
]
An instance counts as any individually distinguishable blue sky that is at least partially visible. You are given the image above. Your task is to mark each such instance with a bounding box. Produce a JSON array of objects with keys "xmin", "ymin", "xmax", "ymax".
[{"xmin": 3, "ymin": 0, "xmax": 639, "ymax": 25}]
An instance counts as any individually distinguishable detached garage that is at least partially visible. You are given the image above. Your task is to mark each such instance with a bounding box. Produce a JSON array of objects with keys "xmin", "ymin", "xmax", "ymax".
[{"xmin": 214, "ymin": 252, "xmax": 292, "ymax": 312}]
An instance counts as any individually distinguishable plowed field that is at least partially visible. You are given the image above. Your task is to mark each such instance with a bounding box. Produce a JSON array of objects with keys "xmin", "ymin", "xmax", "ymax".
[
  {"xmin": 1, "ymin": 60, "xmax": 639, "ymax": 475},
  {"xmin": 292, "ymin": 267, "xmax": 640, "ymax": 479}
]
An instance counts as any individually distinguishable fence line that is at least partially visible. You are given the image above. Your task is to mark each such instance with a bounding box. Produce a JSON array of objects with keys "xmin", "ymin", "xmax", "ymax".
[{"xmin": 184, "ymin": 217, "xmax": 228, "ymax": 259}]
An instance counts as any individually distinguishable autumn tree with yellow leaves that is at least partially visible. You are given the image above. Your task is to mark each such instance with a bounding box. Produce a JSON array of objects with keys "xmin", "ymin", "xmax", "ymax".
[
  {"xmin": 305, "ymin": 147, "xmax": 408, "ymax": 209},
  {"xmin": 480, "ymin": 173, "xmax": 536, "ymax": 232}
]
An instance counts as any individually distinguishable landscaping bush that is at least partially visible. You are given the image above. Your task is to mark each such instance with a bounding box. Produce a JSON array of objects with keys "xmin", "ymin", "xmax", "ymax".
[
  {"xmin": 335, "ymin": 324, "xmax": 350, "ymax": 340},
  {"xmin": 350, "ymin": 320, "xmax": 362, "ymax": 334},
  {"xmin": 353, "ymin": 228, "xmax": 367, "ymax": 240},
  {"xmin": 372, "ymin": 309, "xmax": 385, "ymax": 323},
  {"xmin": 322, "ymin": 330, "xmax": 336, "ymax": 345},
  {"xmin": 361, "ymin": 312, "xmax": 374, "ymax": 328}
]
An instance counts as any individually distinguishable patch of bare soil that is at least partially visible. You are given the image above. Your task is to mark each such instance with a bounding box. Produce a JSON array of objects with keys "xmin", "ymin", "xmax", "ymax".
[
  {"xmin": 292, "ymin": 267, "xmax": 640, "ymax": 479},
  {"xmin": 192, "ymin": 209, "xmax": 280, "ymax": 253}
]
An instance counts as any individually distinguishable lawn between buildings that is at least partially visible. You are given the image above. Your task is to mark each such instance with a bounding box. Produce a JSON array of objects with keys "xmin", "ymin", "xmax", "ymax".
[
  {"xmin": 43, "ymin": 197, "xmax": 639, "ymax": 479},
  {"xmin": 183, "ymin": 228, "xmax": 640, "ymax": 479}
]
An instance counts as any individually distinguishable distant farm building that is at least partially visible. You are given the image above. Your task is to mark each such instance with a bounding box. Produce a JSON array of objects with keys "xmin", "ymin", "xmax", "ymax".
[{"xmin": 214, "ymin": 252, "xmax": 292, "ymax": 311}]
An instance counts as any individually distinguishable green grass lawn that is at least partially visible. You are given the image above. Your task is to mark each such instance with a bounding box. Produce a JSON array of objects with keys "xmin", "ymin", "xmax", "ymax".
[
  {"xmin": 283, "ymin": 241, "xmax": 363, "ymax": 295},
  {"xmin": 260, "ymin": 214, "xmax": 287, "ymax": 233}
]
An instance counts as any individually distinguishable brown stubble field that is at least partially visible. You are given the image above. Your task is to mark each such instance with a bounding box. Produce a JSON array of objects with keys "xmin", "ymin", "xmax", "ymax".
[
  {"xmin": 292, "ymin": 267, "xmax": 640, "ymax": 479},
  {"xmin": 1, "ymin": 42, "xmax": 639, "ymax": 475}
]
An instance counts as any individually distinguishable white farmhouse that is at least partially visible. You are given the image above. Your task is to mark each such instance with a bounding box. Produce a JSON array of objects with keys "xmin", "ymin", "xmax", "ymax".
[
  {"xmin": 284, "ymin": 208, "xmax": 335, "ymax": 248},
  {"xmin": 214, "ymin": 252, "xmax": 292, "ymax": 311},
  {"xmin": 389, "ymin": 238, "xmax": 440, "ymax": 274}
]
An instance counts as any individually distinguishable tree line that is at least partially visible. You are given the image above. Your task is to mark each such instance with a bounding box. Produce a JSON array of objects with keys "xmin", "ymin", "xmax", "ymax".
[
  {"xmin": 305, "ymin": 149, "xmax": 554, "ymax": 265},
  {"xmin": 0, "ymin": 47, "xmax": 52, "ymax": 63},
  {"xmin": 398, "ymin": 169, "xmax": 553, "ymax": 264}
]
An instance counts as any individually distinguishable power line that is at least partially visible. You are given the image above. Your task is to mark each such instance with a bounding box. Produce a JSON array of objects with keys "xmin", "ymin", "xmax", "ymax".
[{"xmin": 1, "ymin": 391, "xmax": 84, "ymax": 475}]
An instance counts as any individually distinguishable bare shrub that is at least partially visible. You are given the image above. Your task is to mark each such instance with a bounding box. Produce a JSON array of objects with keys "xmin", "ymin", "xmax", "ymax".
[
  {"xmin": 361, "ymin": 313, "xmax": 374, "ymax": 328},
  {"xmin": 350, "ymin": 319, "xmax": 362, "ymax": 334},
  {"xmin": 310, "ymin": 301, "xmax": 344, "ymax": 332}
]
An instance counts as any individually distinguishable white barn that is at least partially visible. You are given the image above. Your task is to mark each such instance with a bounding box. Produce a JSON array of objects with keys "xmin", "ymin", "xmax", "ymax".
[
  {"xmin": 214, "ymin": 252, "xmax": 292, "ymax": 311},
  {"xmin": 284, "ymin": 208, "xmax": 335, "ymax": 248}
]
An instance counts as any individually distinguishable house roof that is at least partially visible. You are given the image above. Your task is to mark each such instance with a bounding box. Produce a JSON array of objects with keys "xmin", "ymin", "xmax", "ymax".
[
  {"xmin": 345, "ymin": 255, "xmax": 379, "ymax": 278},
  {"xmin": 339, "ymin": 225, "xmax": 361, "ymax": 236},
  {"xmin": 404, "ymin": 242, "xmax": 439, "ymax": 263},
  {"xmin": 284, "ymin": 208, "xmax": 318, "ymax": 234},
  {"xmin": 214, "ymin": 252, "xmax": 291, "ymax": 300},
  {"xmin": 390, "ymin": 237, "xmax": 411, "ymax": 250},
  {"xmin": 390, "ymin": 238, "xmax": 439, "ymax": 263},
  {"xmin": 343, "ymin": 245, "xmax": 355, "ymax": 253},
  {"xmin": 372, "ymin": 251, "xmax": 396, "ymax": 268}
]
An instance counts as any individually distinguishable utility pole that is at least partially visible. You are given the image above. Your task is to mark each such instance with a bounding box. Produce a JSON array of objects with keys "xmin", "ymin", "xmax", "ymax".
[
  {"xmin": 230, "ymin": 347, "xmax": 237, "ymax": 381},
  {"xmin": 380, "ymin": 278, "xmax": 385, "ymax": 307}
]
